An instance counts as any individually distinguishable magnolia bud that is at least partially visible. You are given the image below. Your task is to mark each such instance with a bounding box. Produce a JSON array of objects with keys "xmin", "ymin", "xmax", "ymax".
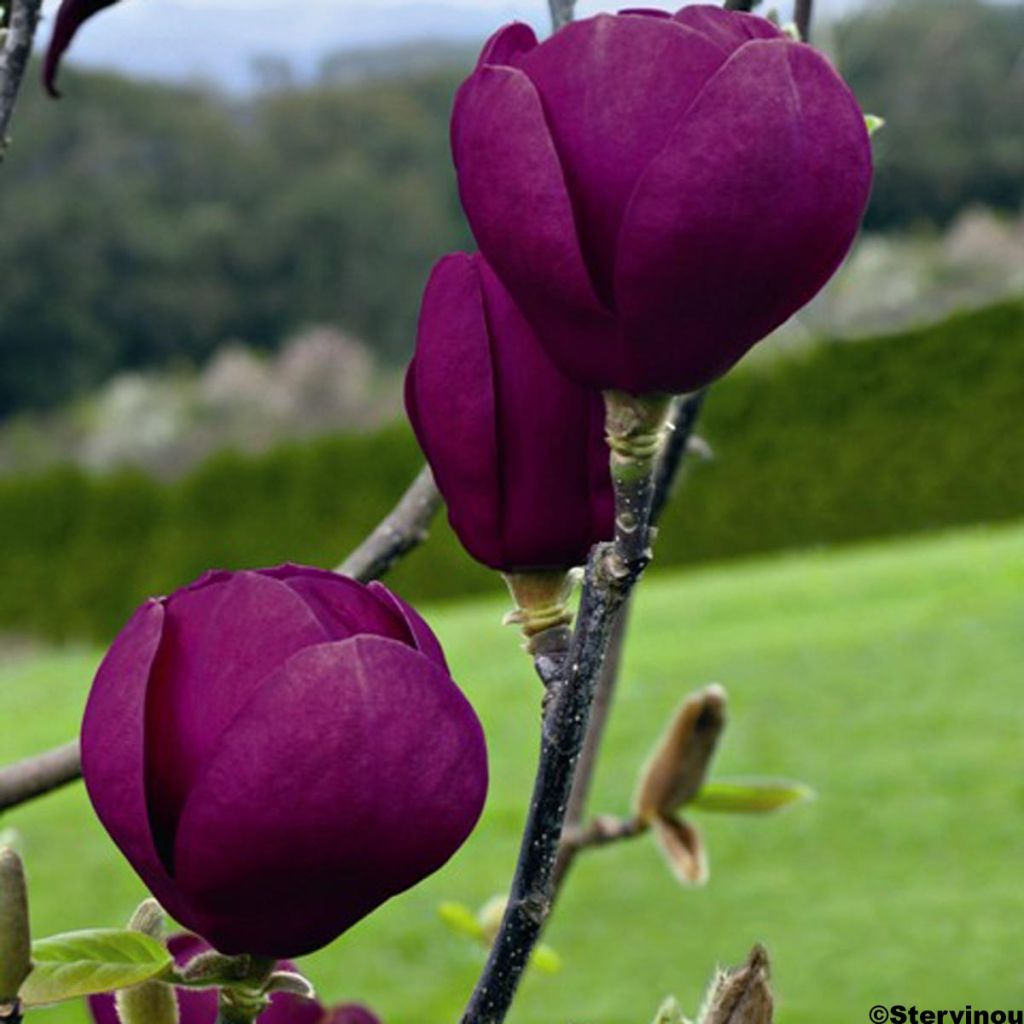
[
  {"xmin": 632, "ymin": 686, "xmax": 726, "ymax": 886},
  {"xmin": 114, "ymin": 979, "xmax": 178, "ymax": 1024},
  {"xmin": 0, "ymin": 848, "xmax": 31, "ymax": 1005},
  {"xmin": 634, "ymin": 685, "xmax": 727, "ymax": 821},
  {"xmin": 698, "ymin": 945, "xmax": 774, "ymax": 1024}
]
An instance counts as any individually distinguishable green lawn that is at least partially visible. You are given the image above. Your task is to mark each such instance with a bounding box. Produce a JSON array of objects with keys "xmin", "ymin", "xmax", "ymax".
[{"xmin": 3, "ymin": 522, "xmax": 1023, "ymax": 1023}]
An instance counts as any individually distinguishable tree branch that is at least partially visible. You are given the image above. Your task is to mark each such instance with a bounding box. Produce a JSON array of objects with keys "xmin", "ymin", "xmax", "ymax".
[
  {"xmin": 460, "ymin": 387, "xmax": 691, "ymax": 1024},
  {"xmin": 335, "ymin": 464, "xmax": 441, "ymax": 580},
  {"xmin": 0, "ymin": 0, "xmax": 43, "ymax": 161},
  {"xmin": 723, "ymin": 0, "xmax": 758, "ymax": 12},
  {"xmin": 560, "ymin": 813, "xmax": 646, "ymax": 854},
  {"xmin": 0, "ymin": 466, "xmax": 442, "ymax": 814},
  {"xmin": 794, "ymin": 0, "xmax": 814, "ymax": 41},
  {"xmin": 460, "ymin": 542, "xmax": 644, "ymax": 1024},
  {"xmin": 547, "ymin": 0, "xmax": 575, "ymax": 32},
  {"xmin": 0, "ymin": 741, "xmax": 80, "ymax": 814},
  {"xmin": 551, "ymin": 391, "xmax": 708, "ymax": 891}
]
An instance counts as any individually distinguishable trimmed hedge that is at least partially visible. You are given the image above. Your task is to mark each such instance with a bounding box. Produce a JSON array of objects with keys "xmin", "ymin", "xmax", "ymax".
[{"xmin": 2, "ymin": 300, "xmax": 1022, "ymax": 641}]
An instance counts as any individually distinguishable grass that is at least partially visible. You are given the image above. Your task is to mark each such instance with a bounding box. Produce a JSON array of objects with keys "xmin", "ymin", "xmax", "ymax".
[{"xmin": 3, "ymin": 521, "xmax": 1023, "ymax": 1024}]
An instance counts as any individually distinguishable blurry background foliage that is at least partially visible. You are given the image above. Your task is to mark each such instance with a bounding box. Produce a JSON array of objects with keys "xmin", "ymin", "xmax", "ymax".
[
  {"xmin": 0, "ymin": 0, "xmax": 1022, "ymax": 642},
  {"xmin": 0, "ymin": 300, "xmax": 1021, "ymax": 641},
  {"xmin": 0, "ymin": 0, "xmax": 1022, "ymax": 417}
]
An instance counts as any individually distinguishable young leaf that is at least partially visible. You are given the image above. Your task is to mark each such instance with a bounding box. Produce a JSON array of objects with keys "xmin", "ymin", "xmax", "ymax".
[
  {"xmin": 865, "ymin": 114, "xmax": 886, "ymax": 137},
  {"xmin": 690, "ymin": 779, "xmax": 815, "ymax": 814},
  {"xmin": 437, "ymin": 902, "xmax": 486, "ymax": 941},
  {"xmin": 530, "ymin": 944, "xmax": 562, "ymax": 975},
  {"xmin": 20, "ymin": 928, "xmax": 173, "ymax": 1006}
]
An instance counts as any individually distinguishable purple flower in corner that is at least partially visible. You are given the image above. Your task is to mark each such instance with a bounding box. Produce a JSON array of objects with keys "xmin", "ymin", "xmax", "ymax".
[
  {"xmin": 406, "ymin": 251, "xmax": 614, "ymax": 572},
  {"xmin": 451, "ymin": 5, "xmax": 873, "ymax": 395},
  {"xmin": 44, "ymin": 0, "xmax": 124, "ymax": 97},
  {"xmin": 81, "ymin": 566, "xmax": 488, "ymax": 959}
]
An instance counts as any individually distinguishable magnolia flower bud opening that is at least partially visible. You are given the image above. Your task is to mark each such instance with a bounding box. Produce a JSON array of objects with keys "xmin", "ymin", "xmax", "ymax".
[{"xmin": 698, "ymin": 945, "xmax": 774, "ymax": 1024}]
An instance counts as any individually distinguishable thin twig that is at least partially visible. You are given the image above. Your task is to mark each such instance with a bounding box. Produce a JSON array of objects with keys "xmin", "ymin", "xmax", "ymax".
[
  {"xmin": 547, "ymin": 0, "xmax": 575, "ymax": 32},
  {"xmin": 0, "ymin": 741, "xmax": 80, "ymax": 814},
  {"xmin": 723, "ymin": 0, "xmax": 758, "ymax": 11},
  {"xmin": 336, "ymin": 464, "xmax": 441, "ymax": 580},
  {"xmin": 794, "ymin": 0, "xmax": 814, "ymax": 41},
  {"xmin": 0, "ymin": 467, "xmax": 442, "ymax": 814},
  {"xmin": 0, "ymin": 0, "xmax": 43, "ymax": 160},
  {"xmin": 651, "ymin": 391, "xmax": 709, "ymax": 525},
  {"xmin": 560, "ymin": 813, "xmax": 646, "ymax": 854}
]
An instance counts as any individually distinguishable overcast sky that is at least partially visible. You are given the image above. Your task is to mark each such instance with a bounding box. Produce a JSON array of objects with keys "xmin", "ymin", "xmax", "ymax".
[{"xmin": 41, "ymin": 0, "xmax": 871, "ymax": 91}]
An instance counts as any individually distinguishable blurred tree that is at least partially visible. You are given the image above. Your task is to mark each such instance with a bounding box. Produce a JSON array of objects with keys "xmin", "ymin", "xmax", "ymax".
[
  {"xmin": 838, "ymin": 0, "xmax": 1024, "ymax": 230},
  {"xmin": 0, "ymin": 0, "xmax": 1021, "ymax": 416}
]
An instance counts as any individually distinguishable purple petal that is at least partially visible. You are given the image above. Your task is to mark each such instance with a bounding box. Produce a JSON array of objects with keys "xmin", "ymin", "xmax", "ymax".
[
  {"xmin": 172, "ymin": 637, "xmax": 487, "ymax": 957},
  {"xmin": 673, "ymin": 5, "xmax": 783, "ymax": 50},
  {"xmin": 81, "ymin": 600, "xmax": 187, "ymax": 921},
  {"xmin": 618, "ymin": 9, "xmax": 673, "ymax": 19},
  {"xmin": 407, "ymin": 253, "xmax": 613, "ymax": 570},
  {"xmin": 451, "ymin": 63, "xmax": 605, "ymax": 321},
  {"xmin": 474, "ymin": 257, "xmax": 613, "ymax": 568},
  {"xmin": 264, "ymin": 565, "xmax": 412, "ymax": 645},
  {"xmin": 144, "ymin": 572, "xmax": 329, "ymax": 871},
  {"xmin": 614, "ymin": 39, "xmax": 872, "ymax": 393},
  {"xmin": 43, "ymin": 0, "xmax": 122, "ymax": 97},
  {"xmin": 476, "ymin": 21, "xmax": 537, "ymax": 68},
  {"xmin": 516, "ymin": 14, "xmax": 729, "ymax": 302},
  {"xmin": 406, "ymin": 253, "xmax": 503, "ymax": 569},
  {"xmin": 368, "ymin": 582, "xmax": 449, "ymax": 671}
]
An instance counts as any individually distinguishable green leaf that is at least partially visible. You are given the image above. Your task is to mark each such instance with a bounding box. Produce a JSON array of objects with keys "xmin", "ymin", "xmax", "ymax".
[
  {"xmin": 690, "ymin": 779, "xmax": 815, "ymax": 814},
  {"xmin": 20, "ymin": 928, "xmax": 173, "ymax": 1007},
  {"xmin": 865, "ymin": 114, "xmax": 886, "ymax": 137},
  {"xmin": 437, "ymin": 902, "xmax": 485, "ymax": 941},
  {"xmin": 530, "ymin": 944, "xmax": 562, "ymax": 975}
]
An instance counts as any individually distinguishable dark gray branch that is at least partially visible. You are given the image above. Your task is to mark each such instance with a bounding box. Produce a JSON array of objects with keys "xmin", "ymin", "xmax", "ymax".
[
  {"xmin": 461, "ymin": 389, "xmax": 696, "ymax": 1023},
  {"xmin": 651, "ymin": 391, "xmax": 709, "ymax": 524},
  {"xmin": 460, "ymin": 543, "xmax": 643, "ymax": 1024},
  {"xmin": 0, "ymin": 468, "xmax": 442, "ymax": 814},
  {"xmin": 794, "ymin": 0, "xmax": 814, "ymax": 41},
  {"xmin": 560, "ymin": 813, "xmax": 645, "ymax": 854},
  {"xmin": 547, "ymin": 0, "xmax": 575, "ymax": 32},
  {"xmin": 336, "ymin": 464, "xmax": 441, "ymax": 580},
  {"xmin": 0, "ymin": 741, "xmax": 80, "ymax": 814},
  {"xmin": 549, "ymin": 390, "xmax": 708, "ymax": 892},
  {"xmin": 723, "ymin": 0, "xmax": 758, "ymax": 11},
  {"xmin": 0, "ymin": 0, "xmax": 43, "ymax": 160}
]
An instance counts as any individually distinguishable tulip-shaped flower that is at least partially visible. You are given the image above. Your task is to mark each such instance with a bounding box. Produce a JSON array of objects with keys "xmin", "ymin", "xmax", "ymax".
[
  {"xmin": 451, "ymin": 6, "xmax": 873, "ymax": 395},
  {"xmin": 82, "ymin": 566, "xmax": 487, "ymax": 959},
  {"xmin": 406, "ymin": 251, "xmax": 613, "ymax": 573},
  {"xmin": 87, "ymin": 935, "xmax": 355, "ymax": 1024}
]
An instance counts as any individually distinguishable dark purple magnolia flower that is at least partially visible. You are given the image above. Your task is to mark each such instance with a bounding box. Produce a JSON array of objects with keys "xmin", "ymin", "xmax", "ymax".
[
  {"xmin": 87, "ymin": 935, "xmax": 328, "ymax": 1024},
  {"xmin": 406, "ymin": 251, "xmax": 614, "ymax": 572},
  {"xmin": 82, "ymin": 566, "xmax": 488, "ymax": 959},
  {"xmin": 43, "ymin": 0, "xmax": 124, "ymax": 97},
  {"xmin": 451, "ymin": 5, "xmax": 873, "ymax": 395}
]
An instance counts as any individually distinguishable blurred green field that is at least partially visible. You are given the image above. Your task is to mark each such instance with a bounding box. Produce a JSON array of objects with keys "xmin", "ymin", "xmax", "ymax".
[{"xmin": 3, "ymin": 522, "xmax": 1023, "ymax": 1023}]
